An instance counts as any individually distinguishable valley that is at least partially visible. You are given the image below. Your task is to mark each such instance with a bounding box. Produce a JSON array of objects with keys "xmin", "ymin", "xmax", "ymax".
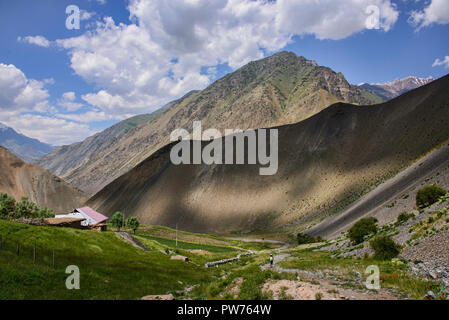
[{"xmin": 0, "ymin": 51, "xmax": 448, "ymax": 301}]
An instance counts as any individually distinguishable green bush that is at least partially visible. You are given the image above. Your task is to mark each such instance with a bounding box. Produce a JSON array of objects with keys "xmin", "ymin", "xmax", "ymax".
[
  {"xmin": 348, "ymin": 217, "xmax": 378, "ymax": 244},
  {"xmin": 396, "ymin": 212, "xmax": 415, "ymax": 225},
  {"xmin": 370, "ymin": 236, "xmax": 401, "ymax": 260},
  {"xmin": 416, "ymin": 185, "xmax": 446, "ymax": 208},
  {"xmin": 296, "ymin": 233, "xmax": 322, "ymax": 245},
  {"xmin": 0, "ymin": 193, "xmax": 16, "ymax": 217}
]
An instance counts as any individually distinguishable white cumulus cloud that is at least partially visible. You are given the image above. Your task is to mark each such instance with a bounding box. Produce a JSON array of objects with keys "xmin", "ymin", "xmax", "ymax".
[
  {"xmin": 0, "ymin": 63, "xmax": 51, "ymax": 113},
  {"xmin": 17, "ymin": 35, "xmax": 51, "ymax": 48},
  {"xmin": 432, "ymin": 55, "xmax": 449, "ymax": 68},
  {"xmin": 0, "ymin": 63, "xmax": 96, "ymax": 145},
  {"xmin": 3, "ymin": 114, "xmax": 96, "ymax": 146},
  {"xmin": 409, "ymin": 0, "xmax": 449, "ymax": 29},
  {"xmin": 58, "ymin": 91, "xmax": 84, "ymax": 112},
  {"xmin": 53, "ymin": 0, "xmax": 399, "ymax": 118}
]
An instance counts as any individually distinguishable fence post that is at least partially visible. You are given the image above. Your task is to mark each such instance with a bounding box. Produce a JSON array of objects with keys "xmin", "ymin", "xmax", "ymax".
[
  {"xmin": 33, "ymin": 242, "xmax": 36, "ymax": 264},
  {"xmin": 17, "ymin": 243, "xmax": 20, "ymax": 256}
]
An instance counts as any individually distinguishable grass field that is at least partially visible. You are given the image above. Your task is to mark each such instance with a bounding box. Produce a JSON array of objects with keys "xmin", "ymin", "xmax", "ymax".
[
  {"xmin": 1, "ymin": 219, "xmax": 445, "ymax": 300},
  {"xmin": 139, "ymin": 235, "xmax": 236, "ymax": 253},
  {"xmin": 0, "ymin": 220, "xmax": 230, "ymax": 299},
  {"xmin": 0, "ymin": 219, "xmax": 297, "ymax": 300}
]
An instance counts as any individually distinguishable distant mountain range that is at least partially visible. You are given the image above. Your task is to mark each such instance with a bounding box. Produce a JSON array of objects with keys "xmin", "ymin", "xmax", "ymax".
[
  {"xmin": 87, "ymin": 74, "xmax": 449, "ymax": 233},
  {"xmin": 0, "ymin": 123, "xmax": 53, "ymax": 162},
  {"xmin": 358, "ymin": 76, "xmax": 434, "ymax": 101},
  {"xmin": 0, "ymin": 146, "xmax": 87, "ymax": 213},
  {"xmin": 36, "ymin": 51, "xmax": 383, "ymax": 194}
]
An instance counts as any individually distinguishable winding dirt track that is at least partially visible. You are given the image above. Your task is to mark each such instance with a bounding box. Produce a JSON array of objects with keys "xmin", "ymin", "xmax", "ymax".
[{"xmin": 307, "ymin": 142, "xmax": 449, "ymax": 239}]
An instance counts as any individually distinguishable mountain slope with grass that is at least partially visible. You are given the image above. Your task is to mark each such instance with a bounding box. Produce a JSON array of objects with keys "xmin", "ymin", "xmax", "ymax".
[
  {"xmin": 0, "ymin": 147, "xmax": 87, "ymax": 213},
  {"xmin": 87, "ymin": 74, "xmax": 449, "ymax": 234},
  {"xmin": 37, "ymin": 52, "xmax": 382, "ymax": 194}
]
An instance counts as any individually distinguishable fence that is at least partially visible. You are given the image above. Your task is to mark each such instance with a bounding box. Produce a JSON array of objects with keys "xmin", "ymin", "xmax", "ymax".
[{"xmin": 0, "ymin": 233, "xmax": 67, "ymax": 268}]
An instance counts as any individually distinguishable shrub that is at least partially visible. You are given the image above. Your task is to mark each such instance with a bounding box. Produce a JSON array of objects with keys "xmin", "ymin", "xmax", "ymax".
[
  {"xmin": 296, "ymin": 233, "xmax": 322, "ymax": 245},
  {"xmin": 396, "ymin": 212, "xmax": 415, "ymax": 225},
  {"xmin": 370, "ymin": 236, "xmax": 401, "ymax": 260},
  {"xmin": 348, "ymin": 217, "xmax": 378, "ymax": 244},
  {"xmin": 416, "ymin": 185, "xmax": 446, "ymax": 208}
]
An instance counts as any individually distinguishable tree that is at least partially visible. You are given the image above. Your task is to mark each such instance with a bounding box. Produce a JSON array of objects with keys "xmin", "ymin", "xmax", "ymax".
[
  {"xmin": 416, "ymin": 185, "xmax": 446, "ymax": 208},
  {"xmin": 126, "ymin": 216, "xmax": 140, "ymax": 234},
  {"xmin": 110, "ymin": 212, "xmax": 124, "ymax": 231},
  {"xmin": 0, "ymin": 193, "xmax": 54, "ymax": 219},
  {"xmin": 348, "ymin": 217, "xmax": 378, "ymax": 244},
  {"xmin": 370, "ymin": 236, "xmax": 401, "ymax": 260},
  {"xmin": 0, "ymin": 193, "xmax": 15, "ymax": 217}
]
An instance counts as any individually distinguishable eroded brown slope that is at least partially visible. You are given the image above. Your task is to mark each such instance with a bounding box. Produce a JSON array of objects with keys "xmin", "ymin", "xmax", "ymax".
[
  {"xmin": 87, "ymin": 74, "xmax": 449, "ymax": 233},
  {"xmin": 38, "ymin": 52, "xmax": 381, "ymax": 194},
  {"xmin": 0, "ymin": 147, "xmax": 87, "ymax": 213}
]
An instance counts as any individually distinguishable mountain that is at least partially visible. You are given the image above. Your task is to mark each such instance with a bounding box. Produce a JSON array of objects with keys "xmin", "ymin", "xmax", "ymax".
[
  {"xmin": 358, "ymin": 76, "xmax": 434, "ymax": 101},
  {"xmin": 35, "ymin": 91, "xmax": 198, "ymax": 194},
  {"xmin": 37, "ymin": 51, "xmax": 383, "ymax": 194},
  {"xmin": 0, "ymin": 123, "xmax": 53, "ymax": 162},
  {"xmin": 86, "ymin": 74, "xmax": 449, "ymax": 234},
  {"xmin": 0, "ymin": 147, "xmax": 87, "ymax": 213}
]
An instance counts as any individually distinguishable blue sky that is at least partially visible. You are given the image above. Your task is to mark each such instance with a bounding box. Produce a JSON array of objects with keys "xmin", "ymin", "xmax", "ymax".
[{"xmin": 0, "ymin": 0, "xmax": 448, "ymax": 146}]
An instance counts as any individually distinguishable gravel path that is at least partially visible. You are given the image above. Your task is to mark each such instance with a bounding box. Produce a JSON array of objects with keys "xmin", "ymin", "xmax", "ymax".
[{"xmin": 116, "ymin": 232, "xmax": 150, "ymax": 251}]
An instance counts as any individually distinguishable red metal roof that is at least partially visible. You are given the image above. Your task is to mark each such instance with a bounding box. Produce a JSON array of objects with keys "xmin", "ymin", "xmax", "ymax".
[{"xmin": 77, "ymin": 207, "xmax": 109, "ymax": 224}]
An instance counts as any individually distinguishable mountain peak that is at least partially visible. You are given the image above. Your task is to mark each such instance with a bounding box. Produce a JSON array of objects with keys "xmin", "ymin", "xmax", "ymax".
[
  {"xmin": 0, "ymin": 123, "xmax": 53, "ymax": 162},
  {"xmin": 378, "ymin": 75, "xmax": 434, "ymax": 87},
  {"xmin": 38, "ymin": 51, "xmax": 381, "ymax": 194},
  {"xmin": 358, "ymin": 75, "xmax": 434, "ymax": 101},
  {"xmin": 268, "ymin": 51, "xmax": 318, "ymax": 66},
  {"xmin": 0, "ymin": 122, "xmax": 9, "ymax": 131}
]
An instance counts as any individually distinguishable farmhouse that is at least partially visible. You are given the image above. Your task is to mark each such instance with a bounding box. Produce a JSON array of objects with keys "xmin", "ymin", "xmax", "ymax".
[{"xmin": 56, "ymin": 206, "xmax": 109, "ymax": 229}]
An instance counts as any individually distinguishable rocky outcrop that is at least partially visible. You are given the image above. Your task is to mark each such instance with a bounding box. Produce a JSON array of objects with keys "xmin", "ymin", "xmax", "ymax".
[{"xmin": 402, "ymin": 229, "xmax": 449, "ymax": 289}]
